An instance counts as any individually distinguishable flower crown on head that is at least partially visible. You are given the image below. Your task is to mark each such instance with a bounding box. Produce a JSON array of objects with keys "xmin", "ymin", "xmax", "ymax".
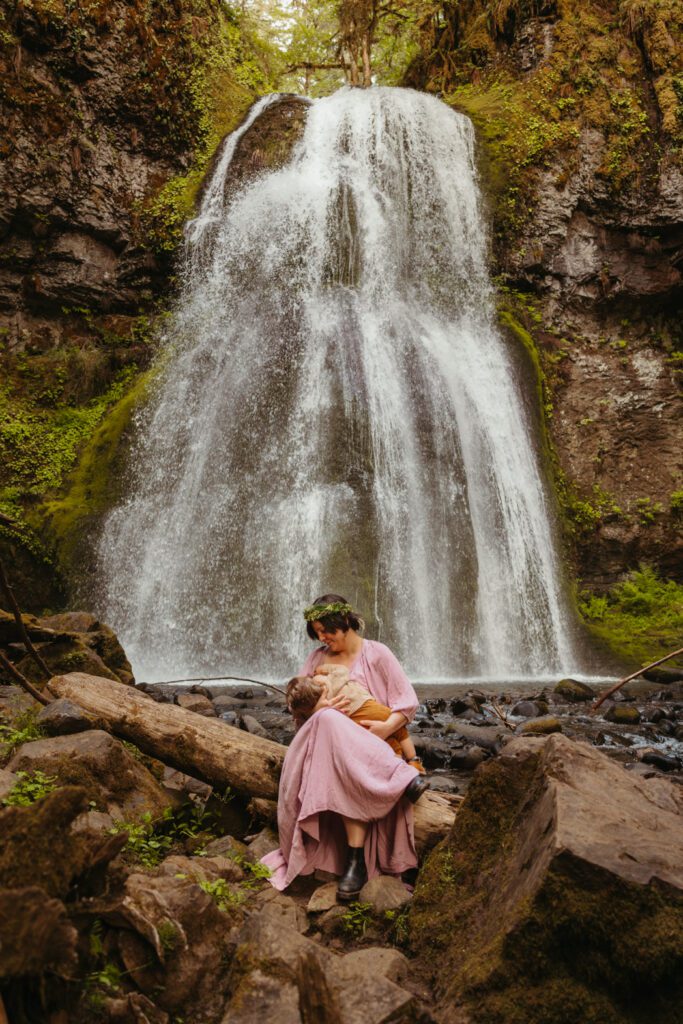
[{"xmin": 303, "ymin": 601, "xmax": 353, "ymax": 622}]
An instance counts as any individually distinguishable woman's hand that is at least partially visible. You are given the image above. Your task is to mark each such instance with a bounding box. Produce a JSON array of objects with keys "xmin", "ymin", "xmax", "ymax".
[
  {"xmin": 323, "ymin": 693, "xmax": 351, "ymax": 714},
  {"xmin": 358, "ymin": 718, "xmax": 395, "ymax": 740}
]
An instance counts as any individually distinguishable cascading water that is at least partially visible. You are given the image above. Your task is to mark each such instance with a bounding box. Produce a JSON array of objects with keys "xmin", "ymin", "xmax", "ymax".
[{"xmin": 97, "ymin": 86, "xmax": 580, "ymax": 682}]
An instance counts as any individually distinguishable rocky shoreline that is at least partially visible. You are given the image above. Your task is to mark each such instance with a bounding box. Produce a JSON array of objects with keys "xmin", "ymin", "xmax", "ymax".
[{"xmin": 1, "ymin": 610, "xmax": 682, "ymax": 1023}]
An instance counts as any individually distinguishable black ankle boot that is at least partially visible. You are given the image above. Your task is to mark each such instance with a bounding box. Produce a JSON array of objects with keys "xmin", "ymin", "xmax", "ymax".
[
  {"xmin": 404, "ymin": 775, "xmax": 430, "ymax": 804},
  {"xmin": 337, "ymin": 846, "xmax": 368, "ymax": 903}
]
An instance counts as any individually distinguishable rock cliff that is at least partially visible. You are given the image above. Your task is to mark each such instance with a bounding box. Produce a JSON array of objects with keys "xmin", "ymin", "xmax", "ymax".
[
  {"xmin": 0, "ymin": 0, "xmax": 270, "ymax": 605},
  {"xmin": 406, "ymin": 0, "xmax": 682, "ymax": 593}
]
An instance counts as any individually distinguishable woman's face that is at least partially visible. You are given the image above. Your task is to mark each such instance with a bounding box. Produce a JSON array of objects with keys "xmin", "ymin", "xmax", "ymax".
[{"xmin": 312, "ymin": 621, "xmax": 348, "ymax": 652}]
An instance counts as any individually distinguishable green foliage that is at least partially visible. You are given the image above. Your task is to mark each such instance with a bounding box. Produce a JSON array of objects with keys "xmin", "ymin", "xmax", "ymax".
[
  {"xmin": 565, "ymin": 486, "xmax": 622, "ymax": 539},
  {"xmin": 671, "ymin": 490, "xmax": 683, "ymax": 516},
  {"xmin": 341, "ymin": 901, "xmax": 373, "ymax": 937},
  {"xmin": 198, "ymin": 876, "xmax": 245, "ymax": 910},
  {"xmin": 2, "ymin": 769, "xmax": 58, "ymax": 806},
  {"xmin": 0, "ymin": 710, "xmax": 45, "ymax": 764},
  {"xmin": 579, "ymin": 567, "xmax": 683, "ymax": 667},
  {"xmin": 384, "ymin": 907, "xmax": 410, "ymax": 945},
  {"xmin": 634, "ymin": 496, "xmax": 663, "ymax": 525},
  {"xmin": 110, "ymin": 811, "xmax": 175, "ymax": 868}
]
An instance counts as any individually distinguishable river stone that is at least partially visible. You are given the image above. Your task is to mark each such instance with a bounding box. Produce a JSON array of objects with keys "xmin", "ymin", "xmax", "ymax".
[
  {"xmin": 176, "ymin": 693, "xmax": 216, "ymax": 717},
  {"xmin": 358, "ymin": 875, "xmax": 411, "ymax": 913},
  {"xmin": 553, "ymin": 678, "xmax": 596, "ymax": 702},
  {"xmin": 519, "ymin": 716, "xmax": 563, "ymax": 735},
  {"xmin": 411, "ymin": 734, "xmax": 683, "ymax": 1023},
  {"xmin": 36, "ymin": 697, "xmax": 98, "ymax": 735},
  {"xmin": 604, "ymin": 704, "xmax": 641, "ymax": 725},
  {"xmin": 203, "ymin": 834, "xmax": 250, "ymax": 860},
  {"xmin": 247, "ymin": 826, "xmax": 280, "ymax": 860},
  {"xmin": 511, "ymin": 699, "xmax": 543, "ymax": 717},
  {"xmin": 636, "ymin": 748, "xmax": 682, "ymax": 772},
  {"xmin": 449, "ymin": 746, "xmax": 486, "ymax": 770},
  {"xmin": 241, "ymin": 713, "xmax": 269, "ymax": 738}
]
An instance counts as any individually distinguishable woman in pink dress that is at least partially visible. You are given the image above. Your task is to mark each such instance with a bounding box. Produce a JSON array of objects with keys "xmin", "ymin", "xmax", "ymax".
[{"xmin": 262, "ymin": 594, "xmax": 428, "ymax": 901}]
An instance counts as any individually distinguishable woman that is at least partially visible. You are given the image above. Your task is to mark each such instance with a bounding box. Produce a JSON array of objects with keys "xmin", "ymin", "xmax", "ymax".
[{"xmin": 262, "ymin": 594, "xmax": 428, "ymax": 900}]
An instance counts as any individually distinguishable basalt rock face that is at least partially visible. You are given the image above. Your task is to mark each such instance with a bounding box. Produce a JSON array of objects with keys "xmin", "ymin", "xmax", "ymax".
[
  {"xmin": 410, "ymin": 734, "xmax": 683, "ymax": 1024},
  {"xmin": 407, "ymin": 0, "xmax": 683, "ymax": 588}
]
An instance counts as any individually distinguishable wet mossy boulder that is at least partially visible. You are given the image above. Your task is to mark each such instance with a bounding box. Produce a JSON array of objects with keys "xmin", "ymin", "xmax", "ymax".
[
  {"xmin": 553, "ymin": 678, "xmax": 596, "ymax": 703},
  {"xmin": 604, "ymin": 704, "xmax": 642, "ymax": 726},
  {"xmin": 410, "ymin": 734, "xmax": 683, "ymax": 1024}
]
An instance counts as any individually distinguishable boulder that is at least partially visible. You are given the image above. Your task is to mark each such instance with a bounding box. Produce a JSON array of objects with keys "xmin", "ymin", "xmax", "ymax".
[
  {"xmin": 222, "ymin": 970, "xmax": 301, "ymax": 1023},
  {"xmin": 7, "ymin": 730, "xmax": 170, "ymax": 821},
  {"xmin": 241, "ymin": 713, "xmax": 269, "ymax": 738},
  {"xmin": 604, "ymin": 704, "xmax": 641, "ymax": 725},
  {"xmin": 0, "ymin": 886, "xmax": 78, "ymax": 980},
  {"xmin": 336, "ymin": 947, "xmax": 409, "ymax": 985},
  {"xmin": 448, "ymin": 746, "xmax": 486, "ymax": 770},
  {"xmin": 511, "ymin": 700, "xmax": 546, "ymax": 717},
  {"xmin": 411, "ymin": 734, "xmax": 683, "ymax": 1024},
  {"xmin": 553, "ymin": 678, "xmax": 596, "ymax": 702},
  {"xmin": 358, "ymin": 875, "xmax": 412, "ymax": 914},
  {"xmin": 176, "ymin": 693, "xmax": 216, "ymax": 717},
  {"xmin": 0, "ymin": 768, "xmax": 17, "ymax": 801},
  {"xmin": 36, "ymin": 697, "xmax": 99, "ymax": 735},
  {"xmin": 155, "ymin": 854, "xmax": 244, "ymax": 884},
  {"xmin": 108, "ymin": 872, "xmax": 238, "ymax": 1021},
  {"xmin": 519, "ymin": 715, "xmax": 562, "ymax": 735},
  {"xmin": 246, "ymin": 826, "xmax": 280, "ymax": 860}
]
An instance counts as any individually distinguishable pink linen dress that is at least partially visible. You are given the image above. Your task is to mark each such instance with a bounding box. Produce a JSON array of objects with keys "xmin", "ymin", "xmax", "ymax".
[{"xmin": 261, "ymin": 639, "xmax": 420, "ymax": 890}]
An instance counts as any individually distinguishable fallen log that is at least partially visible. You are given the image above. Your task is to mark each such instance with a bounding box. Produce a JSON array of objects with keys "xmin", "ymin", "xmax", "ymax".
[{"xmin": 48, "ymin": 673, "xmax": 456, "ymax": 852}]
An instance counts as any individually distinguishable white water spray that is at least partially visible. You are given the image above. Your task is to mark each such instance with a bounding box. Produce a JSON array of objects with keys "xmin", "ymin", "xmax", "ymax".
[{"xmin": 98, "ymin": 87, "xmax": 579, "ymax": 681}]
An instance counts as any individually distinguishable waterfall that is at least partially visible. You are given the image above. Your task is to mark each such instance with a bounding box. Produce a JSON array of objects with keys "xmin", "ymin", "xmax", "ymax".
[{"xmin": 97, "ymin": 86, "xmax": 579, "ymax": 682}]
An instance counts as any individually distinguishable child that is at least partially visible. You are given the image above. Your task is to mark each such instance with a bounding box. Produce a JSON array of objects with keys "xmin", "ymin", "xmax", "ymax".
[{"xmin": 286, "ymin": 664, "xmax": 425, "ymax": 773}]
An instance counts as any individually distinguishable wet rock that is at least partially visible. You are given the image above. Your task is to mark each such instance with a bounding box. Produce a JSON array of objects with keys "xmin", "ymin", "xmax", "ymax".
[
  {"xmin": 176, "ymin": 693, "xmax": 216, "ymax": 717},
  {"xmin": 307, "ymin": 881, "xmax": 339, "ymax": 914},
  {"xmin": 449, "ymin": 697, "xmax": 480, "ymax": 716},
  {"xmin": 358, "ymin": 875, "xmax": 412, "ymax": 914},
  {"xmin": 644, "ymin": 667, "xmax": 683, "ymax": 684},
  {"xmin": 71, "ymin": 809, "xmax": 115, "ymax": 834},
  {"xmin": 36, "ymin": 697, "xmax": 98, "ymax": 735},
  {"xmin": 519, "ymin": 716, "xmax": 563, "ymax": 735},
  {"xmin": 511, "ymin": 700, "xmax": 544, "ymax": 717},
  {"xmin": 413, "ymin": 735, "xmax": 453, "ymax": 768},
  {"xmin": 442, "ymin": 721, "xmax": 509, "ymax": 752},
  {"xmin": 448, "ymin": 746, "xmax": 486, "ymax": 770},
  {"xmin": 553, "ymin": 678, "xmax": 596, "ymax": 702},
  {"xmin": 161, "ymin": 767, "xmax": 212, "ymax": 803},
  {"xmin": 412, "ymin": 734, "xmax": 683, "ymax": 1023},
  {"xmin": 604, "ymin": 705, "xmax": 641, "ymax": 725},
  {"xmin": 221, "ymin": 711, "xmax": 239, "ymax": 726},
  {"xmin": 241, "ymin": 713, "xmax": 269, "ymax": 738},
  {"xmin": 636, "ymin": 748, "xmax": 682, "ymax": 772},
  {"xmin": 7, "ymin": 730, "xmax": 170, "ymax": 821},
  {"xmin": 99, "ymin": 993, "xmax": 169, "ymax": 1024}
]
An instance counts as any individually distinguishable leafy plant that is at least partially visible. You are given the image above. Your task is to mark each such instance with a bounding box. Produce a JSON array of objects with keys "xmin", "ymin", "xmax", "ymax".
[
  {"xmin": 109, "ymin": 812, "xmax": 174, "ymax": 868},
  {"xmin": 384, "ymin": 907, "xmax": 410, "ymax": 946},
  {"xmin": 0, "ymin": 710, "xmax": 44, "ymax": 763},
  {"xmin": 2, "ymin": 769, "xmax": 57, "ymax": 806},
  {"xmin": 341, "ymin": 901, "xmax": 373, "ymax": 937},
  {"xmin": 197, "ymin": 877, "xmax": 245, "ymax": 911}
]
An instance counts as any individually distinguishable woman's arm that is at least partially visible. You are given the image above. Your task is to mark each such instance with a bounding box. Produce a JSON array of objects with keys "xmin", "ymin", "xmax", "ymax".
[
  {"xmin": 359, "ymin": 709, "xmax": 407, "ymax": 740},
  {"xmin": 372, "ymin": 643, "xmax": 419, "ymax": 722}
]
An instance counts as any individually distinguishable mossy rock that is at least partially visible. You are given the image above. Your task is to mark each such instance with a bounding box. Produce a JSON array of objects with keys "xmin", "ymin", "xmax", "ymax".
[
  {"xmin": 604, "ymin": 704, "xmax": 641, "ymax": 726},
  {"xmin": 554, "ymin": 678, "xmax": 596, "ymax": 703},
  {"xmin": 520, "ymin": 715, "xmax": 563, "ymax": 735},
  {"xmin": 409, "ymin": 735, "xmax": 683, "ymax": 1024}
]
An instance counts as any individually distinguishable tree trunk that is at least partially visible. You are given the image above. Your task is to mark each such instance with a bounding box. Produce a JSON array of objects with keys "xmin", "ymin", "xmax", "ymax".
[{"xmin": 48, "ymin": 673, "xmax": 456, "ymax": 852}]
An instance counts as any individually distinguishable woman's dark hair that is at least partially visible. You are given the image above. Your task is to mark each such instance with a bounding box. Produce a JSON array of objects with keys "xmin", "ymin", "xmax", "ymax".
[{"xmin": 305, "ymin": 592, "xmax": 365, "ymax": 640}]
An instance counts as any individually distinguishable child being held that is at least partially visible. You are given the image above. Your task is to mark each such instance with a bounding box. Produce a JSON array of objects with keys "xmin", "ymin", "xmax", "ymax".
[{"xmin": 286, "ymin": 664, "xmax": 425, "ymax": 773}]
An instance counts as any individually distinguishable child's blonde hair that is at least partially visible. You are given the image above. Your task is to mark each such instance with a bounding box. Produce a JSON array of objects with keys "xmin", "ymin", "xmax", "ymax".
[{"xmin": 286, "ymin": 674, "xmax": 325, "ymax": 718}]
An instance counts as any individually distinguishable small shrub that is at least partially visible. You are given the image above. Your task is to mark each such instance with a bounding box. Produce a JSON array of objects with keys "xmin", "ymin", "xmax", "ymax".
[
  {"xmin": 341, "ymin": 901, "xmax": 373, "ymax": 937},
  {"xmin": 197, "ymin": 877, "xmax": 245, "ymax": 910},
  {"xmin": 109, "ymin": 812, "xmax": 174, "ymax": 868},
  {"xmin": 0, "ymin": 710, "xmax": 44, "ymax": 763},
  {"xmin": 2, "ymin": 769, "xmax": 57, "ymax": 806}
]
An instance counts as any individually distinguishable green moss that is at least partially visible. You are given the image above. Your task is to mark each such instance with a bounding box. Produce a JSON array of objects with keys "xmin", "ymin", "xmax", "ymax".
[
  {"xmin": 410, "ymin": 750, "xmax": 683, "ymax": 1024},
  {"xmin": 38, "ymin": 367, "xmax": 154, "ymax": 566},
  {"xmin": 579, "ymin": 566, "xmax": 683, "ymax": 668}
]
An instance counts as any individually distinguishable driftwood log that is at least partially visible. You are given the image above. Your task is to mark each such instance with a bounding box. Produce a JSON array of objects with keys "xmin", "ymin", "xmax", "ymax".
[{"xmin": 48, "ymin": 672, "xmax": 456, "ymax": 853}]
